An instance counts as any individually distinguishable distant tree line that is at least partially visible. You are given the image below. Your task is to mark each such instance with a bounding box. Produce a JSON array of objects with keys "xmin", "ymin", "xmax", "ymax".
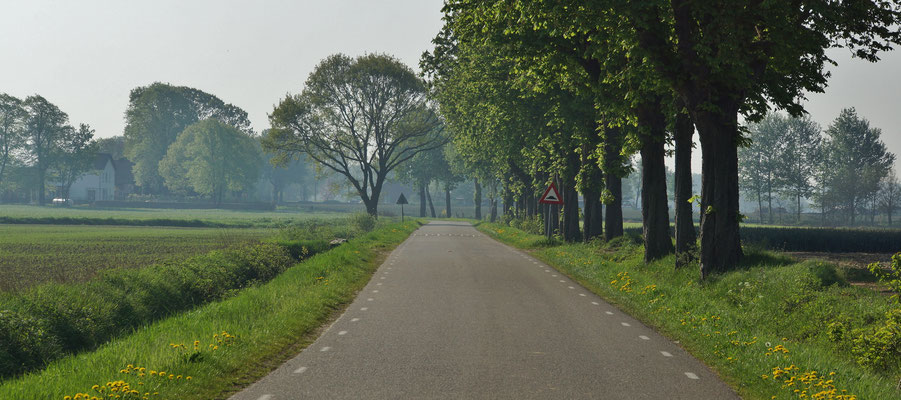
[
  {"xmin": 0, "ymin": 93, "xmax": 97, "ymax": 205},
  {"xmin": 739, "ymin": 109, "xmax": 899, "ymax": 226}
]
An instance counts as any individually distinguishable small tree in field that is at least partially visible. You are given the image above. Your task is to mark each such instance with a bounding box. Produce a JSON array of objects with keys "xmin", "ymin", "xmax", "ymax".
[
  {"xmin": 159, "ymin": 119, "xmax": 260, "ymax": 206},
  {"xmin": 264, "ymin": 53, "xmax": 445, "ymax": 216}
]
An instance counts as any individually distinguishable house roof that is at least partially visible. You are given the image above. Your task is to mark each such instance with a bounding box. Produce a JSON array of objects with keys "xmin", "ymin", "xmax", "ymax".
[
  {"xmin": 93, "ymin": 153, "xmax": 114, "ymax": 170},
  {"xmin": 113, "ymin": 158, "xmax": 134, "ymax": 186}
]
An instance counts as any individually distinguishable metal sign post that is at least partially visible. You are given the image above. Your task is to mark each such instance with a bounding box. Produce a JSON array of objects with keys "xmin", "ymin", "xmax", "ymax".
[{"xmin": 396, "ymin": 193, "xmax": 408, "ymax": 222}]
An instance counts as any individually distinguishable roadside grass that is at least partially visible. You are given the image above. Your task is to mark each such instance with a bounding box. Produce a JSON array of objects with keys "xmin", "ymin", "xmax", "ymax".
[
  {"xmin": 477, "ymin": 222, "xmax": 900, "ymax": 400},
  {"xmin": 0, "ymin": 225, "xmax": 275, "ymax": 292},
  {"xmin": 0, "ymin": 220, "xmax": 419, "ymax": 400}
]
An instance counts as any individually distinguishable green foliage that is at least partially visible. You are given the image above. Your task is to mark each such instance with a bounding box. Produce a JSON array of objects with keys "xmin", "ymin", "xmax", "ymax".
[
  {"xmin": 509, "ymin": 215, "xmax": 542, "ymax": 235},
  {"xmin": 348, "ymin": 212, "xmax": 377, "ymax": 234},
  {"xmin": 265, "ymin": 53, "xmax": 444, "ymax": 215},
  {"xmin": 869, "ymin": 253, "xmax": 901, "ymax": 303},
  {"xmin": 158, "ymin": 119, "xmax": 261, "ymax": 203},
  {"xmin": 124, "ymin": 82, "xmax": 252, "ymax": 192},
  {"xmin": 850, "ymin": 309, "xmax": 901, "ymax": 371}
]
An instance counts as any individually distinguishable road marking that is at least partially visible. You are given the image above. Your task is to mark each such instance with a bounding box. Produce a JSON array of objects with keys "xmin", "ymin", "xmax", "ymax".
[
  {"xmin": 367, "ymin": 298, "xmax": 374, "ymax": 301},
  {"xmin": 377, "ymin": 283, "xmax": 382, "ymax": 286},
  {"xmin": 605, "ymin": 311, "xmax": 614, "ymax": 315},
  {"xmin": 639, "ymin": 335, "xmax": 650, "ymax": 340},
  {"xmin": 373, "ymin": 290, "xmax": 379, "ymax": 293},
  {"xmin": 320, "ymin": 346, "xmax": 331, "ymax": 352},
  {"xmin": 293, "ymin": 367, "xmax": 307, "ymax": 374},
  {"xmin": 591, "ymin": 302, "xmax": 599, "ymax": 305},
  {"xmin": 351, "ymin": 318, "xmax": 360, "ymax": 322},
  {"xmin": 361, "ymin": 307, "xmax": 368, "ymax": 311},
  {"xmin": 579, "ymin": 294, "xmax": 587, "ymax": 297},
  {"xmin": 621, "ymin": 322, "xmax": 631, "ymax": 327},
  {"xmin": 545, "ymin": 270, "xmax": 550, "ymax": 273},
  {"xmin": 685, "ymin": 372, "xmax": 699, "ymax": 380},
  {"xmin": 568, "ymin": 286, "xmax": 575, "ymax": 289},
  {"xmin": 256, "ymin": 395, "xmax": 274, "ymax": 400},
  {"xmin": 338, "ymin": 331, "xmax": 348, "ymax": 336},
  {"xmin": 661, "ymin": 351, "xmax": 672, "ymax": 357},
  {"xmin": 380, "ymin": 277, "xmax": 386, "ymax": 279},
  {"xmin": 533, "ymin": 261, "xmax": 538, "ymax": 264},
  {"xmin": 552, "ymin": 274, "xmax": 558, "ymax": 277},
  {"xmin": 559, "ymin": 280, "xmax": 566, "ymax": 283}
]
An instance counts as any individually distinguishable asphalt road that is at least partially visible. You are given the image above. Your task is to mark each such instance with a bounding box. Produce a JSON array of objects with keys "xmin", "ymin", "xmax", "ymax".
[{"xmin": 230, "ymin": 221, "xmax": 738, "ymax": 400}]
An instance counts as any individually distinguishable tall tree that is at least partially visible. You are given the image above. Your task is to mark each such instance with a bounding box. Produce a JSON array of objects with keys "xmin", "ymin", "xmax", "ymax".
[
  {"xmin": 825, "ymin": 108, "xmax": 896, "ymax": 224},
  {"xmin": 95, "ymin": 136, "xmax": 126, "ymax": 159},
  {"xmin": 56, "ymin": 124, "xmax": 98, "ymax": 198},
  {"xmin": 23, "ymin": 95, "xmax": 69, "ymax": 205},
  {"xmin": 159, "ymin": 119, "xmax": 261, "ymax": 206},
  {"xmin": 740, "ymin": 115, "xmax": 785, "ymax": 223},
  {"xmin": 879, "ymin": 170, "xmax": 901, "ymax": 226},
  {"xmin": 775, "ymin": 116, "xmax": 822, "ymax": 222},
  {"xmin": 124, "ymin": 83, "xmax": 252, "ymax": 193},
  {"xmin": 0, "ymin": 94, "xmax": 26, "ymax": 188},
  {"xmin": 265, "ymin": 54, "xmax": 444, "ymax": 216},
  {"xmin": 673, "ymin": 109, "xmax": 696, "ymax": 266}
]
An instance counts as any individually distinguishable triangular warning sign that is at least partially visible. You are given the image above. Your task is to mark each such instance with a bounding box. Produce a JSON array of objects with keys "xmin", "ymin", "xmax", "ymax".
[{"xmin": 539, "ymin": 182, "xmax": 564, "ymax": 204}]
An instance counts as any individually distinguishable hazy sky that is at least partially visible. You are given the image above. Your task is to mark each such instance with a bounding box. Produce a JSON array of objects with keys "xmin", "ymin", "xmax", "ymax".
[{"xmin": 1, "ymin": 1, "xmax": 898, "ymax": 174}]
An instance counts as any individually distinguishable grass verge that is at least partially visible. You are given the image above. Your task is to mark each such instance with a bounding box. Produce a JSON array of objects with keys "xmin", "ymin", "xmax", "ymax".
[
  {"xmin": 0, "ymin": 220, "xmax": 419, "ymax": 400},
  {"xmin": 477, "ymin": 222, "xmax": 900, "ymax": 400}
]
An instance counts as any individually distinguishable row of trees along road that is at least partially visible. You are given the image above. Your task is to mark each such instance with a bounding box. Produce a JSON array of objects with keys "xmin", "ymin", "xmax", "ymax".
[
  {"xmin": 424, "ymin": 1, "xmax": 901, "ymax": 278},
  {"xmin": 740, "ymin": 109, "xmax": 899, "ymax": 225},
  {"xmin": 0, "ymin": 93, "xmax": 97, "ymax": 205}
]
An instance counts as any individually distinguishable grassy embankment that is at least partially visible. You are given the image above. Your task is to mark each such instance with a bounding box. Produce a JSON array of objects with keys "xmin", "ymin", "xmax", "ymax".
[
  {"xmin": 0, "ymin": 219, "xmax": 419, "ymax": 400},
  {"xmin": 477, "ymin": 222, "xmax": 900, "ymax": 400},
  {"xmin": 0, "ymin": 225, "xmax": 274, "ymax": 292}
]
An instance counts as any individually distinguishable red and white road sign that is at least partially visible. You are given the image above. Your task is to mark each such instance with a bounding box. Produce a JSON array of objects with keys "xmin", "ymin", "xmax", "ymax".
[{"xmin": 539, "ymin": 182, "xmax": 564, "ymax": 204}]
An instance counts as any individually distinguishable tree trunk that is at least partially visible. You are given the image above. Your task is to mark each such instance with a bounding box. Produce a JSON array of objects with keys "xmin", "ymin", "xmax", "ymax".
[
  {"xmin": 490, "ymin": 197, "xmax": 497, "ymax": 222},
  {"xmin": 503, "ymin": 187, "xmax": 513, "ymax": 218},
  {"xmin": 426, "ymin": 187, "xmax": 436, "ymax": 218},
  {"xmin": 445, "ymin": 187, "xmax": 451, "ymax": 218},
  {"xmin": 583, "ymin": 188, "xmax": 603, "ymax": 242},
  {"xmin": 604, "ymin": 128, "xmax": 624, "ymax": 240},
  {"xmin": 419, "ymin": 182, "xmax": 427, "ymax": 217},
  {"xmin": 637, "ymin": 101, "xmax": 674, "ymax": 262},
  {"xmin": 797, "ymin": 194, "xmax": 802, "ymax": 223},
  {"xmin": 474, "ymin": 178, "xmax": 482, "ymax": 220},
  {"xmin": 561, "ymin": 173, "xmax": 582, "ymax": 242},
  {"xmin": 767, "ymin": 178, "xmax": 773, "ymax": 224},
  {"xmin": 674, "ymin": 110, "xmax": 696, "ymax": 266},
  {"xmin": 364, "ymin": 198, "xmax": 378, "ymax": 216},
  {"xmin": 695, "ymin": 110, "xmax": 743, "ymax": 278},
  {"xmin": 37, "ymin": 167, "xmax": 46, "ymax": 206}
]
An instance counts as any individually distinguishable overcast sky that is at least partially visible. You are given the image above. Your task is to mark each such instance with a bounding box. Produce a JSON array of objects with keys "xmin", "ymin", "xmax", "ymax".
[{"xmin": 1, "ymin": 0, "xmax": 898, "ymax": 174}]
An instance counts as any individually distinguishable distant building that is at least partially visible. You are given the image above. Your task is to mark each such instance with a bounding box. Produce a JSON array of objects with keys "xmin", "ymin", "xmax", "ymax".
[{"xmin": 68, "ymin": 153, "xmax": 135, "ymax": 202}]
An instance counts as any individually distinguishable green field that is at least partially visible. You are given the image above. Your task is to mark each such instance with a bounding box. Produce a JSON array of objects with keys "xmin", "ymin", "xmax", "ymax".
[{"xmin": 0, "ymin": 224, "xmax": 276, "ymax": 292}]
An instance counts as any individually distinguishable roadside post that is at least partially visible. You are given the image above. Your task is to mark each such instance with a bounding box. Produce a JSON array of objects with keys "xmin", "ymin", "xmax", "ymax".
[
  {"xmin": 539, "ymin": 181, "xmax": 564, "ymax": 239},
  {"xmin": 397, "ymin": 193, "xmax": 408, "ymax": 222}
]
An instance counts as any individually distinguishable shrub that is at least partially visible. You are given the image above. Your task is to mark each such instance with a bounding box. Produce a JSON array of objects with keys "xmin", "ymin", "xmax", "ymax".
[
  {"xmin": 869, "ymin": 253, "xmax": 901, "ymax": 303},
  {"xmin": 851, "ymin": 309, "xmax": 901, "ymax": 371},
  {"xmin": 0, "ymin": 240, "xmax": 296, "ymax": 379},
  {"xmin": 349, "ymin": 212, "xmax": 377, "ymax": 234}
]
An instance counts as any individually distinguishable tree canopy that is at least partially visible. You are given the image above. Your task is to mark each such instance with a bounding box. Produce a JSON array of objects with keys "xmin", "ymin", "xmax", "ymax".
[{"xmin": 265, "ymin": 53, "xmax": 445, "ymax": 216}]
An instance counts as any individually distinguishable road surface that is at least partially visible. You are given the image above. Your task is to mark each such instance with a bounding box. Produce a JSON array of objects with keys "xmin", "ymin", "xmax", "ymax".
[{"xmin": 230, "ymin": 221, "xmax": 738, "ymax": 399}]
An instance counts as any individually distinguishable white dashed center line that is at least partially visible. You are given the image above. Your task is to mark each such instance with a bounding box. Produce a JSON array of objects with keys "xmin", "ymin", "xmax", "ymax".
[
  {"xmin": 376, "ymin": 283, "xmax": 383, "ymax": 286},
  {"xmin": 605, "ymin": 311, "xmax": 614, "ymax": 315},
  {"xmin": 293, "ymin": 367, "xmax": 307, "ymax": 374},
  {"xmin": 338, "ymin": 331, "xmax": 348, "ymax": 336},
  {"xmin": 361, "ymin": 307, "xmax": 368, "ymax": 311},
  {"xmin": 579, "ymin": 294, "xmax": 587, "ymax": 297},
  {"xmin": 373, "ymin": 290, "xmax": 379, "ymax": 293},
  {"xmin": 661, "ymin": 351, "xmax": 673, "ymax": 357},
  {"xmin": 351, "ymin": 318, "xmax": 360, "ymax": 322},
  {"xmin": 367, "ymin": 298, "xmax": 374, "ymax": 301},
  {"xmin": 621, "ymin": 322, "xmax": 631, "ymax": 327},
  {"xmin": 552, "ymin": 274, "xmax": 557, "ymax": 277},
  {"xmin": 685, "ymin": 372, "xmax": 700, "ymax": 380},
  {"xmin": 639, "ymin": 335, "xmax": 650, "ymax": 340},
  {"xmin": 559, "ymin": 280, "xmax": 566, "ymax": 283},
  {"xmin": 256, "ymin": 394, "xmax": 274, "ymax": 400},
  {"xmin": 320, "ymin": 346, "xmax": 331, "ymax": 352},
  {"xmin": 591, "ymin": 302, "xmax": 599, "ymax": 305},
  {"xmin": 568, "ymin": 286, "xmax": 575, "ymax": 289}
]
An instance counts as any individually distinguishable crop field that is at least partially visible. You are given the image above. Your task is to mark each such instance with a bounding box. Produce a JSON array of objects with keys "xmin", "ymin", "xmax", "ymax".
[
  {"xmin": 0, "ymin": 224, "xmax": 274, "ymax": 292},
  {"xmin": 0, "ymin": 204, "xmax": 347, "ymax": 227}
]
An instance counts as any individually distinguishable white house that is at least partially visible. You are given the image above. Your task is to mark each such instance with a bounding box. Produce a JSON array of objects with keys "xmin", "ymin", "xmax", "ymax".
[{"xmin": 69, "ymin": 153, "xmax": 117, "ymax": 202}]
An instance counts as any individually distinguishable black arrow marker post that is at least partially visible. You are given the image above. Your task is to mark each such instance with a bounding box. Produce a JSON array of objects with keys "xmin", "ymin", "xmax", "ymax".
[{"xmin": 396, "ymin": 193, "xmax": 408, "ymax": 222}]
